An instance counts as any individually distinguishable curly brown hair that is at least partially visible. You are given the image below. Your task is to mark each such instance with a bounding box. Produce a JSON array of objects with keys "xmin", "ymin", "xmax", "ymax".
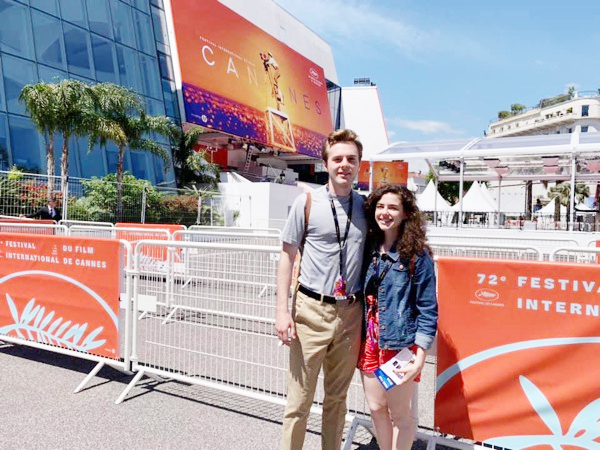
[{"xmin": 366, "ymin": 184, "xmax": 431, "ymax": 260}]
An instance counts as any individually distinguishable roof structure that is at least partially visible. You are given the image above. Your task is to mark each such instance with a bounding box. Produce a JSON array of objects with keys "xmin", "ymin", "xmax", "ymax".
[
  {"xmin": 368, "ymin": 131, "xmax": 600, "ymax": 227},
  {"xmin": 369, "ymin": 131, "xmax": 600, "ymax": 183}
]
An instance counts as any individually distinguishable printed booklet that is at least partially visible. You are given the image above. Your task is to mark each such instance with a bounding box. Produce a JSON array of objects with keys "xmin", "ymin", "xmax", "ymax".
[{"xmin": 374, "ymin": 347, "xmax": 416, "ymax": 390}]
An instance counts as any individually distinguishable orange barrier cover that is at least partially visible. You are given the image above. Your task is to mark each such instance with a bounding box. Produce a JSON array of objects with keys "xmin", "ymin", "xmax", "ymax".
[
  {"xmin": 0, "ymin": 233, "xmax": 121, "ymax": 358},
  {"xmin": 436, "ymin": 257, "xmax": 600, "ymax": 448},
  {"xmin": 116, "ymin": 223, "xmax": 184, "ymax": 271}
]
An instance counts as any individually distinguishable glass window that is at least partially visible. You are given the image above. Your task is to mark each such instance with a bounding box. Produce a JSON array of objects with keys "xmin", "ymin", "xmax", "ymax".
[
  {"xmin": 139, "ymin": 54, "xmax": 161, "ymax": 99},
  {"xmin": 87, "ymin": 0, "xmax": 112, "ymax": 38},
  {"xmin": 91, "ymin": 35, "xmax": 118, "ymax": 83},
  {"xmin": 60, "ymin": 0, "xmax": 87, "ymax": 28},
  {"xmin": 63, "ymin": 23, "xmax": 93, "ymax": 78},
  {"xmin": 9, "ymin": 115, "xmax": 45, "ymax": 173},
  {"xmin": 151, "ymin": 6, "xmax": 168, "ymax": 44},
  {"xmin": 30, "ymin": 0, "xmax": 58, "ymax": 16},
  {"xmin": 116, "ymin": 44, "xmax": 141, "ymax": 93},
  {"xmin": 78, "ymin": 139, "xmax": 106, "ymax": 178},
  {"xmin": 0, "ymin": 56, "xmax": 5, "ymax": 112},
  {"xmin": 130, "ymin": 151, "xmax": 152, "ymax": 182},
  {"xmin": 3, "ymin": 54, "xmax": 37, "ymax": 115},
  {"xmin": 0, "ymin": 0, "xmax": 34, "ymax": 59},
  {"xmin": 582, "ymin": 105, "xmax": 590, "ymax": 117},
  {"xmin": 144, "ymin": 97, "xmax": 165, "ymax": 116},
  {"xmin": 133, "ymin": 10, "xmax": 154, "ymax": 55},
  {"xmin": 31, "ymin": 11, "xmax": 66, "ymax": 69},
  {"xmin": 161, "ymin": 79, "xmax": 178, "ymax": 119},
  {"xmin": 157, "ymin": 52, "xmax": 173, "ymax": 80},
  {"xmin": 110, "ymin": 1, "xmax": 136, "ymax": 48},
  {"xmin": 132, "ymin": 0, "xmax": 149, "ymax": 13},
  {"xmin": 38, "ymin": 64, "xmax": 67, "ymax": 83},
  {"xmin": 582, "ymin": 126, "xmax": 589, "ymax": 133},
  {"xmin": 0, "ymin": 113, "xmax": 10, "ymax": 170}
]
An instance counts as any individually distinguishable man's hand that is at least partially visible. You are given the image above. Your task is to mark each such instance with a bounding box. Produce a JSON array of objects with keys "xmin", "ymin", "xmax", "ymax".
[
  {"xmin": 275, "ymin": 310, "xmax": 296, "ymax": 345},
  {"xmin": 275, "ymin": 242, "xmax": 298, "ymax": 346}
]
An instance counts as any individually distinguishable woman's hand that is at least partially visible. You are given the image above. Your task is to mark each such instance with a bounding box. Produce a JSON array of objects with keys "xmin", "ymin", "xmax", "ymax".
[{"xmin": 394, "ymin": 346, "xmax": 426, "ymax": 384}]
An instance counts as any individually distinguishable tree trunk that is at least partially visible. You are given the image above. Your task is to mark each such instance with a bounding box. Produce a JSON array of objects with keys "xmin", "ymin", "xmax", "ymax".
[
  {"xmin": 116, "ymin": 145, "xmax": 125, "ymax": 222},
  {"xmin": 554, "ymin": 197, "xmax": 560, "ymax": 229},
  {"xmin": 60, "ymin": 134, "xmax": 70, "ymax": 213},
  {"xmin": 46, "ymin": 135, "xmax": 55, "ymax": 197},
  {"xmin": 525, "ymin": 181, "xmax": 532, "ymax": 220}
]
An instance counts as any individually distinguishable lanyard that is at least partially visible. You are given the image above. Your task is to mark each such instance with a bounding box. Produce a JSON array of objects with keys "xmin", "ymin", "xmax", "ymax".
[{"xmin": 327, "ymin": 188, "xmax": 353, "ymax": 278}]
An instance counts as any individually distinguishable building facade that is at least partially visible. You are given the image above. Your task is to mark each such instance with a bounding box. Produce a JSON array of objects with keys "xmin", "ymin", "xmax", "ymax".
[
  {"xmin": 0, "ymin": 0, "xmax": 181, "ymax": 186},
  {"xmin": 487, "ymin": 90, "xmax": 600, "ymax": 138}
]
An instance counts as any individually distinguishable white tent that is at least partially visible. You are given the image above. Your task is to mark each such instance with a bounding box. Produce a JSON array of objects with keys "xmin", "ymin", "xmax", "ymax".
[
  {"xmin": 480, "ymin": 183, "xmax": 498, "ymax": 210},
  {"xmin": 452, "ymin": 181, "xmax": 497, "ymax": 212},
  {"xmin": 535, "ymin": 197, "xmax": 566, "ymax": 216},
  {"xmin": 417, "ymin": 180, "xmax": 453, "ymax": 211}
]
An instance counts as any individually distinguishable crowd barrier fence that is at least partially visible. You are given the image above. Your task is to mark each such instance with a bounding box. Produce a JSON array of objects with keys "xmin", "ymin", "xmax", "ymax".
[
  {"xmin": 0, "ymin": 227, "xmax": 134, "ymax": 395},
  {"xmin": 4, "ymin": 224, "xmax": 600, "ymax": 449}
]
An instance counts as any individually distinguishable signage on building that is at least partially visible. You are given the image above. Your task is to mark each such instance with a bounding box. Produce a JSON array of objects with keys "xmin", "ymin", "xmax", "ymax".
[
  {"xmin": 171, "ymin": 0, "xmax": 333, "ymax": 157},
  {"xmin": 436, "ymin": 257, "xmax": 600, "ymax": 447},
  {"xmin": 357, "ymin": 161, "xmax": 408, "ymax": 190}
]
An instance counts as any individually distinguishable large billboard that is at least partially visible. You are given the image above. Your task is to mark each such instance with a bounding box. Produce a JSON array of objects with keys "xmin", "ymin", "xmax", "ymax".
[
  {"xmin": 436, "ymin": 257, "xmax": 600, "ymax": 447},
  {"xmin": 357, "ymin": 161, "xmax": 408, "ymax": 190},
  {"xmin": 171, "ymin": 0, "xmax": 333, "ymax": 158}
]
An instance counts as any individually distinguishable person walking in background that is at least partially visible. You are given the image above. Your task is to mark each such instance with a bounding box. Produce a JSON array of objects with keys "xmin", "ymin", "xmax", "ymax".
[
  {"xmin": 358, "ymin": 185, "xmax": 438, "ymax": 450},
  {"xmin": 23, "ymin": 197, "xmax": 62, "ymax": 221},
  {"xmin": 275, "ymin": 129, "xmax": 367, "ymax": 450}
]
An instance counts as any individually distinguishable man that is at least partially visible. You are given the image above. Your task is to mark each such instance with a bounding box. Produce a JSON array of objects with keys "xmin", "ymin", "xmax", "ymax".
[
  {"xmin": 25, "ymin": 198, "xmax": 62, "ymax": 221},
  {"xmin": 276, "ymin": 129, "xmax": 367, "ymax": 450}
]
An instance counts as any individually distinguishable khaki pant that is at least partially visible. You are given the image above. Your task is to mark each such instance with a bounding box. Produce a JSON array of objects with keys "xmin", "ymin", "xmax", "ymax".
[{"xmin": 281, "ymin": 291, "xmax": 363, "ymax": 450}]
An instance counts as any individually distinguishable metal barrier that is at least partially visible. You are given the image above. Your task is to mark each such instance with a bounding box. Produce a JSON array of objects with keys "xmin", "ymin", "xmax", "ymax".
[
  {"xmin": 550, "ymin": 246, "xmax": 600, "ymax": 263},
  {"xmin": 0, "ymin": 222, "xmax": 68, "ymax": 235},
  {"xmin": 4, "ymin": 230, "xmax": 581, "ymax": 449},
  {"xmin": 59, "ymin": 219, "xmax": 114, "ymax": 228},
  {"xmin": 430, "ymin": 241, "xmax": 542, "ymax": 261},
  {"xmin": 428, "ymin": 230, "xmax": 578, "ymax": 261},
  {"xmin": 188, "ymin": 225, "xmax": 281, "ymax": 236},
  {"xmin": 0, "ymin": 234, "xmax": 134, "ymax": 394}
]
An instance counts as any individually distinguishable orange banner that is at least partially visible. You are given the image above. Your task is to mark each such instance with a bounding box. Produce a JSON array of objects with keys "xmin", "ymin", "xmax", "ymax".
[
  {"xmin": 357, "ymin": 161, "xmax": 408, "ymax": 190},
  {"xmin": 0, "ymin": 233, "xmax": 121, "ymax": 358},
  {"xmin": 436, "ymin": 257, "xmax": 600, "ymax": 447},
  {"xmin": 171, "ymin": 0, "xmax": 332, "ymax": 157},
  {"xmin": 116, "ymin": 223, "xmax": 184, "ymax": 271}
]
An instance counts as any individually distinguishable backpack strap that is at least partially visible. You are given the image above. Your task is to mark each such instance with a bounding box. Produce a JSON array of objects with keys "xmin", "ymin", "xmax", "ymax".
[{"xmin": 299, "ymin": 192, "xmax": 311, "ymax": 253}]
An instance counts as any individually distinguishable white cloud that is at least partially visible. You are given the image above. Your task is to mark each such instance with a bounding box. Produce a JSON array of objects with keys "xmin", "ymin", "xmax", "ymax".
[
  {"xmin": 391, "ymin": 119, "xmax": 462, "ymax": 135},
  {"xmin": 274, "ymin": 0, "xmax": 477, "ymax": 59}
]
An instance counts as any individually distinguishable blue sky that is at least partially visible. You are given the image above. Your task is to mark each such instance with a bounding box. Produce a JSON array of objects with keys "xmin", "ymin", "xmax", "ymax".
[{"xmin": 274, "ymin": 0, "xmax": 600, "ymax": 144}]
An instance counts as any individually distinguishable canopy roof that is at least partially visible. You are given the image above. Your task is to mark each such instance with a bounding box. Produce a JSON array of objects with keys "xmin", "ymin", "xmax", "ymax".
[{"xmin": 370, "ymin": 131, "xmax": 600, "ymax": 183}]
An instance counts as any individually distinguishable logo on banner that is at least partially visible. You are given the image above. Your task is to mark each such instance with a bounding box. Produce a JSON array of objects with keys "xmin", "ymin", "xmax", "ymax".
[{"xmin": 474, "ymin": 288, "xmax": 499, "ymax": 302}]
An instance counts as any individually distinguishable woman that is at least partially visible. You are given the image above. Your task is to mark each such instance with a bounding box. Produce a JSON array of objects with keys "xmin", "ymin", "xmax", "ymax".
[{"xmin": 357, "ymin": 184, "xmax": 438, "ymax": 450}]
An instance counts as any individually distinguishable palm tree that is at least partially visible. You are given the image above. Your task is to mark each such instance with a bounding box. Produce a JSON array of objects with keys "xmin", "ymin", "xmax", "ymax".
[
  {"xmin": 549, "ymin": 182, "xmax": 590, "ymax": 228},
  {"xmin": 172, "ymin": 125, "xmax": 220, "ymax": 190},
  {"xmin": 88, "ymin": 83, "xmax": 173, "ymax": 220},
  {"xmin": 19, "ymin": 83, "xmax": 59, "ymax": 194}
]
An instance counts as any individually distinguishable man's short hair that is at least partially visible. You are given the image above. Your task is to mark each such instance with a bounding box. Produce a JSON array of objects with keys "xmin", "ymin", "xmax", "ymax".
[{"xmin": 321, "ymin": 129, "xmax": 363, "ymax": 162}]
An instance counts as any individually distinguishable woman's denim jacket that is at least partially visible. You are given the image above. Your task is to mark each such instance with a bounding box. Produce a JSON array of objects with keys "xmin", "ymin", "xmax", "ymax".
[{"xmin": 363, "ymin": 246, "xmax": 438, "ymax": 350}]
